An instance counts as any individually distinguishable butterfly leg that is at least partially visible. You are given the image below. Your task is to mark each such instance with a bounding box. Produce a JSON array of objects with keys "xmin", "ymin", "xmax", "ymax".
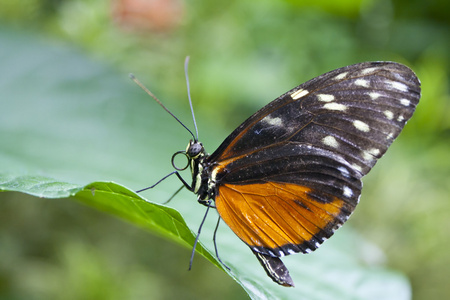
[
  {"xmin": 189, "ymin": 204, "xmax": 212, "ymax": 270},
  {"xmin": 136, "ymin": 170, "xmax": 194, "ymax": 193},
  {"xmin": 213, "ymin": 217, "xmax": 230, "ymax": 271},
  {"xmin": 197, "ymin": 198, "xmax": 216, "ymax": 208},
  {"xmin": 162, "ymin": 185, "xmax": 184, "ymax": 204}
]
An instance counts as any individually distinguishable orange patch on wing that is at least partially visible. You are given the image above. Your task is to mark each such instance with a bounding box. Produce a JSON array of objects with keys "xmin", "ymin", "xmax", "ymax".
[{"xmin": 215, "ymin": 182, "xmax": 346, "ymax": 250}]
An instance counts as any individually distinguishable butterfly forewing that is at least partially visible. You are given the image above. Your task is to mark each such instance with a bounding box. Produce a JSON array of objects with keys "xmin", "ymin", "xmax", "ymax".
[{"xmin": 208, "ymin": 62, "xmax": 420, "ymax": 257}]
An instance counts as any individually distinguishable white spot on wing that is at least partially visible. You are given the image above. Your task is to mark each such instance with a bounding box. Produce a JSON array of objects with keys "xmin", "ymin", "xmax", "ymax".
[
  {"xmin": 334, "ymin": 72, "xmax": 347, "ymax": 80},
  {"xmin": 369, "ymin": 92, "xmax": 382, "ymax": 100},
  {"xmin": 343, "ymin": 186, "xmax": 353, "ymax": 197},
  {"xmin": 262, "ymin": 115, "xmax": 283, "ymax": 127},
  {"xmin": 354, "ymin": 79, "xmax": 370, "ymax": 87},
  {"xmin": 323, "ymin": 103, "xmax": 347, "ymax": 111},
  {"xmin": 360, "ymin": 67, "xmax": 378, "ymax": 75},
  {"xmin": 291, "ymin": 89, "xmax": 309, "ymax": 99},
  {"xmin": 337, "ymin": 166, "xmax": 350, "ymax": 178},
  {"xmin": 385, "ymin": 80, "xmax": 408, "ymax": 92},
  {"xmin": 351, "ymin": 163, "xmax": 363, "ymax": 173},
  {"xmin": 362, "ymin": 150, "xmax": 374, "ymax": 161},
  {"xmin": 384, "ymin": 110, "xmax": 394, "ymax": 120},
  {"xmin": 397, "ymin": 115, "xmax": 405, "ymax": 122},
  {"xmin": 400, "ymin": 98, "xmax": 411, "ymax": 106},
  {"xmin": 322, "ymin": 135, "xmax": 339, "ymax": 148},
  {"xmin": 368, "ymin": 148, "xmax": 380, "ymax": 156},
  {"xmin": 353, "ymin": 120, "xmax": 370, "ymax": 132},
  {"xmin": 317, "ymin": 94, "xmax": 335, "ymax": 102}
]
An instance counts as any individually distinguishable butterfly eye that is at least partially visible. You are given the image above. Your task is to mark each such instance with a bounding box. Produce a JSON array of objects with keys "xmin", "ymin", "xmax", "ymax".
[
  {"xmin": 171, "ymin": 151, "xmax": 190, "ymax": 171},
  {"xmin": 187, "ymin": 141, "xmax": 204, "ymax": 159}
]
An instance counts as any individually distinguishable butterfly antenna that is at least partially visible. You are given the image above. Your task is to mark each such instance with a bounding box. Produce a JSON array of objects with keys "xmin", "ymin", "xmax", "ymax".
[
  {"xmin": 129, "ymin": 73, "xmax": 196, "ymax": 141},
  {"xmin": 184, "ymin": 56, "xmax": 199, "ymax": 140}
]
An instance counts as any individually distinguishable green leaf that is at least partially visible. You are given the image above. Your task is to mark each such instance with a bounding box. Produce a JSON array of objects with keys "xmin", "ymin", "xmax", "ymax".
[
  {"xmin": 0, "ymin": 173, "xmax": 81, "ymax": 198},
  {"xmin": 0, "ymin": 173, "xmax": 218, "ymax": 267},
  {"xmin": 76, "ymin": 181, "xmax": 218, "ymax": 266},
  {"xmin": 0, "ymin": 27, "xmax": 411, "ymax": 299}
]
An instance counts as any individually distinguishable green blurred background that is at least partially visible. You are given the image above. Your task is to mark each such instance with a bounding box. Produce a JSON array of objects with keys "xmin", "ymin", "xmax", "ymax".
[{"xmin": 0, "ymin": 0, "xmax": 449, "ymax": 299}]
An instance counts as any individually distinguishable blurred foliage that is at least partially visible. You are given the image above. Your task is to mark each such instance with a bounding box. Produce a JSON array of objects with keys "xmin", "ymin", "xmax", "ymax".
[
  {"xmin": 0, "ymin": 32, "xmax": 413, "ymax": 299},
  {"xmin": 0, "ymin": 0, "xmax": 449, "ymax": 299}
]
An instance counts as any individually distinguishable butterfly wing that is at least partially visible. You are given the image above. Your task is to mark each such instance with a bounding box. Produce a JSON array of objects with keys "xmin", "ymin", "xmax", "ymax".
[
  {"xmin": 253, "ymin": 251, "xmax": 295, "ymax": 287},
  {"xmin": 208, "ymin": 62, "xmax": 420, "ymax": 258}
]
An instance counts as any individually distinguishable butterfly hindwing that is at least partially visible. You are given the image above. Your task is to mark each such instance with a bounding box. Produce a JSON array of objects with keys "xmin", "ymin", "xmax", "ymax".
[
  {"xmin": 253, "ymin": 251, "xmax": 294, "ymax": 287},
  {"xmin": 208, "ymin": 62, "xmax": 420, "ymax": 257},
  {"xmin": 215, "ymin": 182, "xmax": 354, "ymax": 256}
]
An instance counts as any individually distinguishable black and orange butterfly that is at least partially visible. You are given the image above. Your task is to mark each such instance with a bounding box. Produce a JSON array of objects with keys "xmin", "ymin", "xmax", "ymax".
[{"xmin": 134, "ymin": 60, "xmax": 420, "ymax": 287}]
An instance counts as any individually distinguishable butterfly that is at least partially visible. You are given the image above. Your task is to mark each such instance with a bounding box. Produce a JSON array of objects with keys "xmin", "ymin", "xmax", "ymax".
[{"xmin": 134, "ymin": 61, "xmax": 421, "ymax": 287}]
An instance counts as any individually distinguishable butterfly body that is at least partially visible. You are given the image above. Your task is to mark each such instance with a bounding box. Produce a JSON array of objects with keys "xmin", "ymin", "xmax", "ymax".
[{"xmin": 167, "ymin": 62, "xmax": 420, "ymax": 287}]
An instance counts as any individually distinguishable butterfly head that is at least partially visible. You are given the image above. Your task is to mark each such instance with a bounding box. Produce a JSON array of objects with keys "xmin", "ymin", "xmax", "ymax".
[
  {"xmin": 186, "ymin": 140, "xmax": 205, "ymax": 160},
  {"xmin": 183, "ymin": 140, "xmax": 211, "ymax": 202}
]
